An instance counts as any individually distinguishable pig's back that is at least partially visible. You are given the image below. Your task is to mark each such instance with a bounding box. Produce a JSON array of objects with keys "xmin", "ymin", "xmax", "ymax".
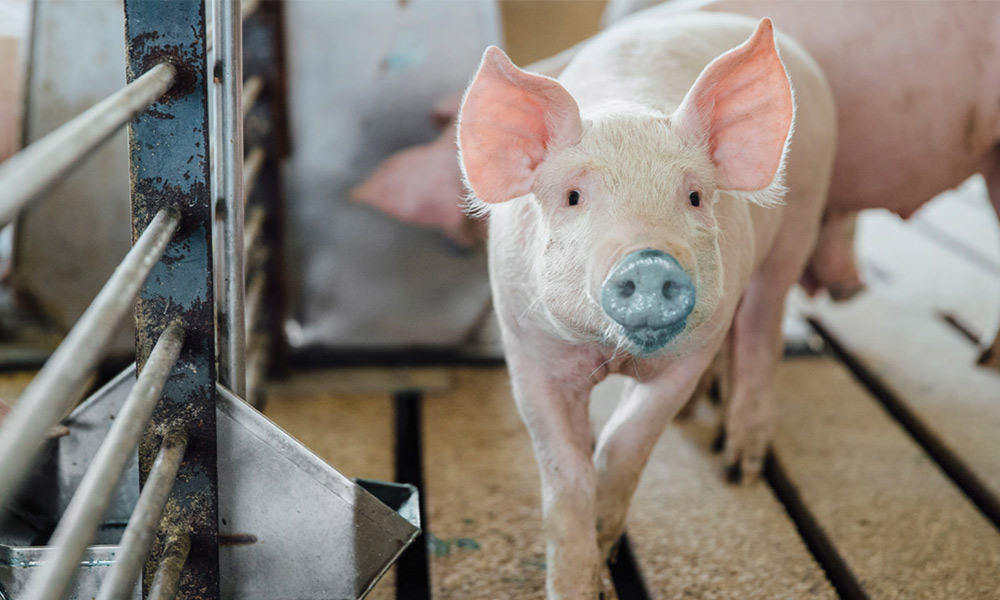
[
  {"xmin": 611, "ymin": 0, "xmax": 1000, "ymax": 217},
  {"xmin": 558, "ymin": 12, "xmax": 765, "ymax": 115}
]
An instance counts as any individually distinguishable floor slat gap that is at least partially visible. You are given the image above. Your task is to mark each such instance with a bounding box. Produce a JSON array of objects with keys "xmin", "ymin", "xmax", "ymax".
[
  {"xmin": 764, "ymin": 453, "xmax": 869, "ymax": 600},
  {"xmin": 394, "ymin": 390, "xmax": 432, "ymax": 600},
  {"xmin": 939, "ymin": 312, "xmax": 989, "ymax": 349},
  {"xmin": 607, "ymin": 534, "xmax": 652, "ymax": 600}
]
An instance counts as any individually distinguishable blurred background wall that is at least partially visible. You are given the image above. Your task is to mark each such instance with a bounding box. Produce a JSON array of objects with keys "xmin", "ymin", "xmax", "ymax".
[
  {"xmin": 500, "ymin": 0, "xmax": 606, "ymax": 66},
  {"xmin": 0, "ymin": 0, "xmax": 617, "ymax": 360}
]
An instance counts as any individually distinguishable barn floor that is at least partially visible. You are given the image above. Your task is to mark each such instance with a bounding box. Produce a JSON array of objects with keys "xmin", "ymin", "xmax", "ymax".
[{"xmin": 261, "ymin": 175, "xmax": 1000, "ymax": 599}]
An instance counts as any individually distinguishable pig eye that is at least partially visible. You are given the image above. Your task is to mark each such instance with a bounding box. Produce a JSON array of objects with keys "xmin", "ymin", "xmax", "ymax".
[
  {"xmin": 688, "ymin": 191, "xmax": 701, "ymax": 207},
  {"xmin": 568, "ymin": 190, "xmax": 580, "ymax": 206}
]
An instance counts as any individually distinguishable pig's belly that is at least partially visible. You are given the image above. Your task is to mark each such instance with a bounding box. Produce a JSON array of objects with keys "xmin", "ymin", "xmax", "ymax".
[{"xmin": 827, "ymin": 97, "xmax": 998, "ymax": 218}]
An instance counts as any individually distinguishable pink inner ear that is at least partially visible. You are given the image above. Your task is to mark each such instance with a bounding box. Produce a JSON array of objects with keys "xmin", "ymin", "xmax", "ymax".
[
  {"xmin": 458, "ymin": 46, "xmax": 582, "ymax": 204},
  {"xmin": 672, "ymin": 18, "xmax": 793, "ymax": 192}
]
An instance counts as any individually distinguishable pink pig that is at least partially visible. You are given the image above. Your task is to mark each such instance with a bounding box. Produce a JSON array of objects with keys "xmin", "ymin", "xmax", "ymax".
[
  {"xmin": 353, "ymin": 2, "xmax": 1000, "ymax": 490},
  {"xmin": 355, "ymin": 1, "xmax": 1000, "ymax": 361},
  {"xmin": 455, "ymin": 12, "xmax": 836, "ymax": 597}
]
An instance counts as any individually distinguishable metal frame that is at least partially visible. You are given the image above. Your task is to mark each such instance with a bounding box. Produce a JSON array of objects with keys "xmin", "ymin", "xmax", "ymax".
[
  {"xmin": 216, "ymin": 0, "xmax": 247, "ymax": 399},
  {"xmin": 124, "ymin": 1, "xmax": 220, "ymax": 595},
  {"xmin": 0, "ymin": 1, "xmax": 228, "ymax": 597},
  {"xmin": 0, "ymin": 2, "xmax": 417, "ymax": 598}
]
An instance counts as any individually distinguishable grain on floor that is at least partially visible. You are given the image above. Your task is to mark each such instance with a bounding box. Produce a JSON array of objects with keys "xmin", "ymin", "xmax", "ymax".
[
  {"xmin": 773, "ymin": 357, "xmax": 1000, "ymax": 599},
  {"xmin": 590, "ymin": 376, "xmax": 837, "ymax": 600},
  {"xmin": 422, "ymin": 368, "xmax": 619, "ymax": 599},
  {"xmin": 804, "ymin": 292, "xmax": 1000, "ymax": 519}
]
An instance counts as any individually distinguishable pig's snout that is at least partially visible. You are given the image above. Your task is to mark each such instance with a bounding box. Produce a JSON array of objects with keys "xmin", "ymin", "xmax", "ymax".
[{"xmin": 600, "ymin": 249, "xmax": 695, "ymax": 353}]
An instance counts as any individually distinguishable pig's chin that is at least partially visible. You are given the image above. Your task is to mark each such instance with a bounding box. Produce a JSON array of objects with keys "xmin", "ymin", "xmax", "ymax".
[{"xmin": 618, "ymin": 320, "xmax": 688, "ymax": 357}]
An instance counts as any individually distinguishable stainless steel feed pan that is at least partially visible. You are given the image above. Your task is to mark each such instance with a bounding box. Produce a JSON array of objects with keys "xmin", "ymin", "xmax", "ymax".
[{"xmin": 0, "ymin": 366, "xmax": 419, "ymax": 599}]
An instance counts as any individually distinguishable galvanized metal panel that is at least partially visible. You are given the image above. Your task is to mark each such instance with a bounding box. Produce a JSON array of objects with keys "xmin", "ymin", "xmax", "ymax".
[
  {"xmin": 0, "ymin": 545, "xmax": 140, "ymax": 600},
  {"xmin": 0, "ymin": 367, "xmax": 419, "ymax": 599},
  {"xmin": 215, "ymin": 386, "xmax": 420, "ymax": 599},
  {"xmin": 124, "ymin": 0, "xmax": 219, "ymax": 596},
  {"xmin": 281, "ymin": 0, "xmax": 501, "ymax": 350}
]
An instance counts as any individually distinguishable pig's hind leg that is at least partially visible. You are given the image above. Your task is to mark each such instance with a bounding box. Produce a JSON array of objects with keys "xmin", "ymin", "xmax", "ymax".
[
  {"xmin": 800, "ymin": 210, "xmax": 864, "ymax": 301},
  {"xmin": 724, "ymin": 221, "xmax": 822, "ymax": 482},
  {"xmin": 592, "ymin": 351, "xmax": 716, "ymax": 559}
]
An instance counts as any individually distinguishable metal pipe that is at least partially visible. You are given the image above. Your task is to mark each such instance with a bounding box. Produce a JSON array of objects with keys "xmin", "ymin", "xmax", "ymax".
[
  {"xmin": 147, "ymin": 531, "xmax": 193, "ymax": 600},
  {"xmin": 0, "ymin": 208, "xmax": 180, "ymax": 511},
  {"xmin": 218, "ymin": 0, "xmax": 247, "ymax": 398},
  {"xmin": 0, "ymin": 64, "xmax": 176, "ymax": 228},
  {"xmin": 242, "ymin": 145, "xmax": 266, "ymax": 205},
  {"xmin": 95, "ymin": 430, "xmax": 189, "ymax": 600},
  {"xmin": 206, "ymin": 0, "xmax": 260, "ymax": 53},
  {"xmin": 19, "ymin": 324, "xmax": 186, "ymax": 600},
  {"xmin": 242, "ymin": 75, "xmax": 264, "ymax": 117}
]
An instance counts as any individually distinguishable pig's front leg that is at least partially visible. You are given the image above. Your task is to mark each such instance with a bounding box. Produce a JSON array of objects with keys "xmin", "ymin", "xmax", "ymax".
[
  {"xmin": 508, "ymin": 354, "xmax": 602, "ymax": 598},
  {"xmin": 593, "ymin": 351, "xmax": 715, "ymax": 558}
]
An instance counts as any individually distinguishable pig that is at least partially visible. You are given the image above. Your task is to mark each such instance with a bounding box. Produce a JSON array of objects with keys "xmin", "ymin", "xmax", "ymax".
[
  {"xmin": 354, "ymin": 0, "xmax": 1000, "ymax": 484},
  {"xmin": 454, "ymin": 11, "xmax": 836, "ymax": 597}
]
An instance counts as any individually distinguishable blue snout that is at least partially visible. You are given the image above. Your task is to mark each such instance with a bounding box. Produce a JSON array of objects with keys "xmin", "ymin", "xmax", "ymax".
[{"xmin": 600, "ymin": 249, "xmax": 696, "ymax": 353}]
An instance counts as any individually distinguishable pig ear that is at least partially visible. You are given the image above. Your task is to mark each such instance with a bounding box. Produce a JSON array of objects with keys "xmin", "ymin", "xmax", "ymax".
[
  {"xmin": 671, "ymin": 18, "xmax": 793, "ymax": 192},
  {"xmin": 458, "ymin": 46, "xmax": 583, "ymax": 204}
]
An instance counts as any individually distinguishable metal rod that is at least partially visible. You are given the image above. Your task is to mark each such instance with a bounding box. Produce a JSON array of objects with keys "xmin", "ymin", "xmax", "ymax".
[
  {"xmin": 0, "ymin": 208, "xmax": 180, "ymax": 511},
  {"xmin": 0, "ymin": 64, "xmax": 176, "ymax": 228},
  {"xmin": 96, "ymin": 430, "xmax": 188, "ymax": 600},
  {"xmin": 148, "ymin": 531, "xmax": 193, "ymax": 600},
  {"xmin": 242, "ymin": 75, "xmax": 264, "ymax": 117},
  {"xmin": 19, "ymin": 324, "xmax": 186, "ymax": 600},
  {"xmin": 206, "ymin": 0, "xmax": 260, "ymax": 53},
  {"xmin": 242, "ymin": 146, "xmax": 266, "ymax": 203},
  {"xmin": 218, "ymin": 0, "xmax": 247, "ymax": 398}
]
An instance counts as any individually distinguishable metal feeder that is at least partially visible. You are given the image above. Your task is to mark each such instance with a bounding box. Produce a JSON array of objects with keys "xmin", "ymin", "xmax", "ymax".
[{"xmin": 0, "ymin": 366, "xmax": 420, "ymax": 599}]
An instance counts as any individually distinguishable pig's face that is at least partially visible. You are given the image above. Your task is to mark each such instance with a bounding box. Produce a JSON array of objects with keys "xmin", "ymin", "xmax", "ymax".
[
  {"xmin": 459, "ymin": 21, "xmax": 792, "ymax": 356},
  {"xmin": 528, "ymin": 109, "xmax": 725, "ymax": 355}
]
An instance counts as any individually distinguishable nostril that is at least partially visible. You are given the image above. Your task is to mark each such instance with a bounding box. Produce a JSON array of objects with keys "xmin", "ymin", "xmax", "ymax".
[
  {"xmin": 619, "ymin": 280, "xmax": 636, "ymax": 299},
  {"xmin": 662, "ymin": 280, "xmax": 676, "ymax": 300}
]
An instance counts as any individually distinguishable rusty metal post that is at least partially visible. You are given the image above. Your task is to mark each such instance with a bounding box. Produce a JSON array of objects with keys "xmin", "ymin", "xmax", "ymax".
[{"xmin": 124, "ymin": 1, "xmax": 219, "ymax": 597}]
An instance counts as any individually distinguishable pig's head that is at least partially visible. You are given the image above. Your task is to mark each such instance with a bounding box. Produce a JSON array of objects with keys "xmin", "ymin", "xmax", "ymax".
[{"xmin": 457, "ymin": 19, "xmax": 793, "ymax": 356}]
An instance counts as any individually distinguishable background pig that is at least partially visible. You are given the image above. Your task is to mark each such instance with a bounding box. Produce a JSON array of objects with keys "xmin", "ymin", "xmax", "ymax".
[
  {"xmin": 354, "ymin": 0, "xmax": 1000, "ymax": 370},
  {"xmin": 456, "ymin": 12, "xmax": 836, "ymax": 597}
]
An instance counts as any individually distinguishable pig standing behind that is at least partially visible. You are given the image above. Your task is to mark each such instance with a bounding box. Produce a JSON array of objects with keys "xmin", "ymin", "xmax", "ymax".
[{"xmin": 455, "ymin": 12, "xmax": 836, "ymax": 597}]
